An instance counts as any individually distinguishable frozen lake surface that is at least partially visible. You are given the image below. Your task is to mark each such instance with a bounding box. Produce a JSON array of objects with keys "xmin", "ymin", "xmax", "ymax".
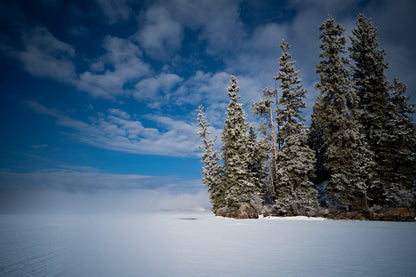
[{"xmin": 1, "ymin": 212, "xmax": 415, "ymax": 276}]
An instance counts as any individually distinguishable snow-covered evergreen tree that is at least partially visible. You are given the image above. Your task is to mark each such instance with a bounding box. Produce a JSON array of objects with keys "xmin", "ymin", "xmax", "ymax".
[
  {"xmin": 222, "ymin": 76, "xmax": 260, "ymax": 209},
  {"xmin": 308, "ymin": 93, "xmax": 329, "ymax": 185},
  {"xmin": 274, "ymin": 40, "xmax": 318, "ymax": 214},
  {"xmin": 197, "ymin": 105, "xmax": 225, "ymax": 212},
  {"xmin": 383, "ymin": 79, "xmax": 416, "ymax": 207},
  {"xmin": 252, "ymin": 87, "xmax": 278, "ymax": 203},
  {"xmin": 245, "ymin": 126, "xmax": 269, "ymax": 212},
  {"xmin": 315, "ymin": 16, "xmax": 373, "ymax": 211},
  {"xmin": 349, "ymin": 14, "xmax": 392, "ymax": 206}
]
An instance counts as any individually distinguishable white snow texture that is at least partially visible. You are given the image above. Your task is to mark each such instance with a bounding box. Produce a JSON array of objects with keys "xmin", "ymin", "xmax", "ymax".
[{"xmin": 0, "ymin": 212, "xmax": 415, "ymax": 276}]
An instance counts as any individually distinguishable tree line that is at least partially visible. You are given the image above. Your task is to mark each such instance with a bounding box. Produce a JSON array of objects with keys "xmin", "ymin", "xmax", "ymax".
[{"xmin": 197, "ymin": 14, "xmax": 416, "ymax": 218}]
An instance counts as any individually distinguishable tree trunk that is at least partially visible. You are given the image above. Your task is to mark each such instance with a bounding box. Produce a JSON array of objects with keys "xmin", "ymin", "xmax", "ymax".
[{"xmin": 269, "ymin": 104, "xmax": 278, "ymax": 178}]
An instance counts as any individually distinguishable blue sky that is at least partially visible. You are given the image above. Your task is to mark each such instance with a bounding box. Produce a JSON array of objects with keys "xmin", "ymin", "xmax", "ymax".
[{"xmin": 0, "ymin": 0, "xmax": 415, "ymax": 211}]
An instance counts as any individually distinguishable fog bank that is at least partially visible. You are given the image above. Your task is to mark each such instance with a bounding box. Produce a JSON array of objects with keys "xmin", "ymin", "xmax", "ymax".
[{"xmin": 0, "ymin": 189, "xmax": 210, "ymax": 214}]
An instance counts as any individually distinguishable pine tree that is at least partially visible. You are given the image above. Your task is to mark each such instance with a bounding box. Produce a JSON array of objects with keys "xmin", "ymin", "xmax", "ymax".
[
  {"xmin": 252, "ymin": 87, "xmax": 278, "ymax": 203},
  {"xmin": 349, "ymin": 14, "xmax": 392, "ymax": 206},
  {"xmin": 222, "ymin": 76, "xmax": 259, "ymax": 209},
  {"xmin": 274, "ymin": 40, "xmax": 318, "ymax": 214},
  {"xmin": 383, "ymin": 79, "xmax": 416, "ymax": 207},
  {"xmin": 315, "ymin": 16, "xmax": 372, "ymax": 211},
  {"xmin": 245, "ymin": 126, "xmax": 269, "ymax": 212},
  {"xmin": 308, "ymin": 93, "xmax": 329, "ymax": 185},
  {"xmin": 197, "ymin": 105, "xmax": 225, "ymax": 212}
]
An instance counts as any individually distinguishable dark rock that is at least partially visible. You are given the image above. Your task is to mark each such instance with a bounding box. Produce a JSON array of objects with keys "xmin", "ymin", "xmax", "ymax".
[
  {"xmin": 235, "ymin": 203, "xmax": 258, "ymax": 219},
  {"xmin": 369, "ymin": 208, "xmax": 415, "ymax": 222},
  {"xmin": 215, "ymin": 204, "xmax": 259, "ymax": 219},
  {"xmin": 334, "ymin": 212, "xmax": 367, "ymax": 220},
  {"xmin": 215, "ymin": 207, "xmax": 230, "ymax": 217}
]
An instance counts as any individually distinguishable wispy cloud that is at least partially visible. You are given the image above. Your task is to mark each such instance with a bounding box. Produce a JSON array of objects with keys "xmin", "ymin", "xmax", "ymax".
[
  {"xmin": 2, "ymin": 25, "xmax": 152, "ymax": 99},
  {"xmin": 26, "ymin": 101, "xmax": 200, "ymax": 157},
  {"xmin": 77, "ymin": 35, "xmax": 151, "ymax": 98},
  {"xmin": 135, "ymin": 5, "xmax": 183, "ymax": 59},
  {"xmin": 0, "ymin": 169, "xmax": 154, "ymax": 191},
  {"xmin": 0, "ymin": 187, "xmax": 210, "ymax": 214},
  {"xmin": 15, "ymin": 27, "xmax": 77, "ymax": 83},
  {"xmin": 0, "ymin": 167, "xmax": 208, "ymax": 213},
  {"xmin": 93, "ymin": 0, "xmax": 133, "ymax": 23},
  {"xmin": 163, "ymin": 0, "xmax": 246, "ymax": 56},
  {"xmin": 2, "ymin": 0, "xmax": 414, "ymax": 121},
  {"xmin": 134, "ymin": 72, "xmax": 183, "ymax": 104}
]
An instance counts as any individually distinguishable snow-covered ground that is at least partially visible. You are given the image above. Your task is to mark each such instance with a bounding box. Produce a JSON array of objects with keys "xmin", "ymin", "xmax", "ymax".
[{"xmin": 1, "ymin": 212, "xmax": 415, "ymax": 277}]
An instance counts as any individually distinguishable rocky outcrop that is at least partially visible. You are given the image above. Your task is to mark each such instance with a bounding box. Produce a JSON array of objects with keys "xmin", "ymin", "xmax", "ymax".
[
  {"xmin": 329, "ymin": 212, "xmax": 367, "ymax": 220},
  {"xmin": 217, "ymin": 205, "xmax": 415, "ymax": 222},
  {"xmin": 369, "ymin": 208, "xmax": 416, "ymax": 222},
  {"xmin": 216, "ymin": 203, "xmax": 259, "ymax": 219},
  {"xmin": 324, "ymin": 208, "xmax": 415, "ymax": 221}
]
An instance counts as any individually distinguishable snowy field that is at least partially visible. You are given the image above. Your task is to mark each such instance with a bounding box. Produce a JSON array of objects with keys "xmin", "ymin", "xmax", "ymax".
[{"xmin": 1, "ymin": 212, "xmax": 415, "ymax": 277}]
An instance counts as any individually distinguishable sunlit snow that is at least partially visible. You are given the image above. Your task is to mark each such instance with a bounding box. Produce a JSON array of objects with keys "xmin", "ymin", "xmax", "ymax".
[{"xmin": 1, "ymin": 212, "xmax": 415, "ymax": 276}]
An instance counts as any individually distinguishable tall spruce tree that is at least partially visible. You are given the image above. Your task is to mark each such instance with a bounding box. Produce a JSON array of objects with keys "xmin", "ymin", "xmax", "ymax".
[
  {"xmin": 274, "ymin": 40, "xmax": 318, "ymax": 214},
  {"xmin": 222, "ymin": 76, "xmax": 260, "ymax": 209},
  {"xmin": 197, "ymin": 105, "xmax": 225, "ymax": 212},
  {"xmin": 252, "ymin": 87, "xmax": 278, "ymax": 203},
  {"xmin": 349, "ymin": 14, "xmax": 390, "ymax": 205},
  {"xmin": 245, "ymin": 126, "xmax": 269, "ymax": 212},
  {"xmin": 308, "ymin": 93, "xmax": 329, "ymax": 185},
  {"xmin": 384, "ymin": 79, "xmax": 416, "ymax": 207},
  {"xmin": 349, "ymin": 14, "xmax": 414, "ymax": 207},
  {"xmin": 314, "ymin": 16, "xmax": 373, "ymax": 211}
]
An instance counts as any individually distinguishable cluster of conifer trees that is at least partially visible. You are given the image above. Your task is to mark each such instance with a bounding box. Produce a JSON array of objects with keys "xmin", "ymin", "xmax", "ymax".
[{"xmin": 197, "ymin": 14, "xmax": 416, "ymax": 216}]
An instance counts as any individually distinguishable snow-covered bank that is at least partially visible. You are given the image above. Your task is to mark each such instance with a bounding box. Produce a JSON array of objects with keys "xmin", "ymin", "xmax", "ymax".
[
  {"xmin": 1, "ymin": 212, "xmax": 415, "ymax": 277},
  {"xmin": 260, "ymin": 214, "xmax": 327, "ymax": 220}
]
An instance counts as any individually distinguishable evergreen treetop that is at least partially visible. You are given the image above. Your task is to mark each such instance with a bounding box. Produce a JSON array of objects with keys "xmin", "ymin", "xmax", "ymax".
[
  {"xmin": 275, "ymin": 39, "xmax": 307, "ymax": 142},
  {"xmin": 222, "ymin": 76, "xmax": 252, "ymax": 209},
  {"xmin": 197, "ymin": 105, "xmax": 225, "ymax": 212},
  {"xmin": 315, "ymin": 15, "xmax": 373, "ymax": 211}
]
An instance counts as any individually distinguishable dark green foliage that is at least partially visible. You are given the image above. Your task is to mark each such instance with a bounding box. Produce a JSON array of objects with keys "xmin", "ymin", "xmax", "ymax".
[
  {"xmin": 314, "ymin": 16, "xmax": 373, "ymax": 211},
  {"xmin": 198, "ymin": 14, "xmax": 415, "ymax": 217},
  {"xmin": 222, "ymin": 76, "xmax": 262, "ymax": 209},
  {"xmin": 349, "ymin": 14, "xmax": 392, "ymax": 206},
  {"xmin": 274, "ymin": 40, "xmax": 318, "ymax": 213},
  {"xmin": 383, "ymin": 79, "xmax": 416, "ymax": 207},
  {"xmin": 252, "ymin": 87, "xmax": 278, "ymax": 204},
  {"xmin": 246, "ymin": 126, "xmax": 270, "ymax": 211},
  {"xmin": 349, "ymin": 14, "xmax": 415, "ymax": 207},
  {"xmin": 308, "ymin": 94, "xmax": 330, "ymax": 184}
]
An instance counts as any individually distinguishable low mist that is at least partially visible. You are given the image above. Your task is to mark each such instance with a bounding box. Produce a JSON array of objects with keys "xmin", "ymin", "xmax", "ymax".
[{"xmin": 0, "ymin": 189, "xmax": 211, "ymax": 214}]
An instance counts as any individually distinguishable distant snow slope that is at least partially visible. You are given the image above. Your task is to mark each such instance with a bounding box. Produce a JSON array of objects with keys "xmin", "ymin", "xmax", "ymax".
[{"xmin": 1, "ymin": 212, "xmax": 415, "ymax": 277}]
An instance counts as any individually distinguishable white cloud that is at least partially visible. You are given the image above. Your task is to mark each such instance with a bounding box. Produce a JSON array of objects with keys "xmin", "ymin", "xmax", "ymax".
[
  {"xmin": 17, "ymin": 27, "xmax": 77, "ymax": 83},
  {"xmin": 0, "ymin": 186, "xmax": 210, "ymax": 213},
  {"xmin": 27, "ymin": 100, "xmax": 92, "ymax": 131},
  {"xmin": 77, "ymin": 35, "xmax": 151, "ymax": 98},
  {"xmin": 135, "ymin": 6, "xmax": 183, "ymax": 59},
  {"xmin": 134, "ymin": 73, "xmax": 183, "ymax": 101},
  {"xmin": 108, "ymin": 108, "xmax": 130, "ymax": 119},
  {"xmin": 174, "ymin": 71, "xmax": 230, "ymax": 104},
  {"xmin": 0, "ymin": 169, "xmax": 209, "ymax": 213},
  {"xmin": 93, "ymin": 0, "xmax": 132, "ymax": 23},
  {"xmin": 5, "ymin": 0, "xmax": 415, "ymax": 120},
  {"xmin": 0, "ymin": 169, "xmax": 153, "ymax": 191},
  {"xmin": 27, "ymin": 101, "xmax": 200, "ymax": 157},
  {"xmin": 132, "ymin": 0, "xmax": 246, "ymax": 59},
  {"xmin": 164, "ymin": 0, "xmax": 246, "ymax": 56},
  {"xmin": 6, "ymin": 26, "xmax": 153, "ymax": 99},
  {"xmin": 250, "ymin": 23, "xmax": 288, "ymax": 54}
]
